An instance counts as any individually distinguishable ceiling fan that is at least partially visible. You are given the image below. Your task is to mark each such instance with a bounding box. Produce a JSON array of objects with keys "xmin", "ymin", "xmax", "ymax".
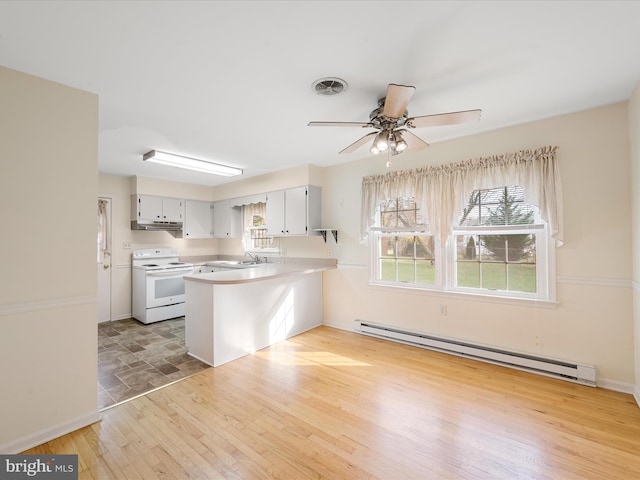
[{"xmin": 308, "ymin": 83, "xmax": 482, "ymax": 157}]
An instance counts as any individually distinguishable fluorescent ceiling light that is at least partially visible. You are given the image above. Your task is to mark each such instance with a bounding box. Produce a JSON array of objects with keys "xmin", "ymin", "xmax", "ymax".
[{"xmin": 143, "ymin": 150, "xmax": 243, "ymax": 177}]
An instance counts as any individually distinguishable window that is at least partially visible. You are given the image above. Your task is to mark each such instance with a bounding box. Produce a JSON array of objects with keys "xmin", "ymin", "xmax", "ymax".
[
  {"xmin": 242, "ymin": 203, "xmax": 279, "ymax": 252},
  {"xmin": 372, "ymin": 198, "xmax": 436, "ymax": 287},
  {"xmin": 370, "ymin": 187, "xmax": 552, "ymax": 301},
  {"xmin": 451, "ymin": 186, "xmax": 548, "ymax": 299},
  {"xmin": 363, "ymin": 146, "xmax": 560, "ymax": 302}
]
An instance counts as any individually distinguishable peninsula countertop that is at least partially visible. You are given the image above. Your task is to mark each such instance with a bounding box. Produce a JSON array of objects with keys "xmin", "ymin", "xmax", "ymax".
[{"xmin": 183, "ymin": 261, "xmax": 336, "ymax": 285}]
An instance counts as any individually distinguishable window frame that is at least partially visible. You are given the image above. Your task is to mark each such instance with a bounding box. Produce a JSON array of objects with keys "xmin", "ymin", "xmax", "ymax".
[
  {"xmin": 370, "ymin": 229, "xmax": 438, "ymax": 289},
  {"xmin": 447, "ymin": 223, "xmax": 552, "ymax": 301},
  {"xmin": 368, "ymin": 191, "xmax": 556, "ymax": 303}
]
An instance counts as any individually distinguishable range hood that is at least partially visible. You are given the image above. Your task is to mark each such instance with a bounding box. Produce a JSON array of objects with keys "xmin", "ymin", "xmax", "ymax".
[{"xmin": 130, "ymin": 220, "xmax": 183, "ymax": 231}]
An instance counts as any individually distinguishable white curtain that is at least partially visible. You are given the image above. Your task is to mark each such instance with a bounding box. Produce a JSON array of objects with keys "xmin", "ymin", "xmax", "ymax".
[
  {"xmin": 243, "ymin": 202, "xmax": 267, "ymax": 232},
  {"xmin": 97, "ymin": 199, "xmax": 110, "ymax": 262},
  {"xmin": 361, "ymin": 146, "xmax": 562, "ymax": 245}
]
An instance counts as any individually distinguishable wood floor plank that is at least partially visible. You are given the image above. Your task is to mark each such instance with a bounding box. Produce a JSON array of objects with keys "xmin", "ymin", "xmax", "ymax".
[{"xmin": 22, "ymin": 326, "xmax": 640, "ymax": 479}]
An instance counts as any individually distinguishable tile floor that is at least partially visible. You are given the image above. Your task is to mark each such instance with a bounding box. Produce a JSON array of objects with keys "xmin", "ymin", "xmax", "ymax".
[{"xmin": 97, "ymin": 317, "xmax": 210, "ymax": 409}]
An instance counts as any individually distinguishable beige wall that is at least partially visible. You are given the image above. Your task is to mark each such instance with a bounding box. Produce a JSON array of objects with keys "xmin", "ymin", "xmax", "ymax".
[
  {"xmin": 629, "ymin": 81, "xmax": 640, "ymax": 402},
  {"xmin": 0, "ymin": 67, "xmax": 99, "ymax": 452},
  {"xmin": 321, "ymin": 103, "xmax": 634, "ymax": 388}
]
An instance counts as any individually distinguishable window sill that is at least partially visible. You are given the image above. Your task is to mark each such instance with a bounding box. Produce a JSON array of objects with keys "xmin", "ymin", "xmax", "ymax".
[{"xmin": 368, "ymin": 282, "xmax": 558, "ymax": 308}]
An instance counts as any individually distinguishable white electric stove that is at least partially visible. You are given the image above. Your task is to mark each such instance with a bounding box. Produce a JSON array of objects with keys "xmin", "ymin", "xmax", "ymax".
[{"xmin": 132, "ymin": 248, "xmax": 194, "ymax": 324}]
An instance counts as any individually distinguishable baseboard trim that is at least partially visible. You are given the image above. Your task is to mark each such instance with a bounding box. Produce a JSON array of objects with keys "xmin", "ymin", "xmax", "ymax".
[
  {"xmin": 1, "ymin": 410, "xmax": 101, "ymax": 454},
  {"xmin": 596, "ymin": 378, "xmax": 636, "ymax": 395},
  {"xmin": 634, "ymin": 385, "xmax": 640, "ymax": 408}
]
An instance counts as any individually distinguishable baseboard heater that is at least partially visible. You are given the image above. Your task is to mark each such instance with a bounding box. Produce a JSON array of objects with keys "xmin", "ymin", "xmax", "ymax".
[{"xmin": 355, "ymin": 321, "xmax": 596, "ymax": 387}]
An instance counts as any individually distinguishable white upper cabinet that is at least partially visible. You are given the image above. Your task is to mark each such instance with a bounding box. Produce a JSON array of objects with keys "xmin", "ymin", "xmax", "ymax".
[
  {"xmin": 184, "ymin": 200, "xmax": 213, "ymax": 238},
  {"xmin": 266, "ymin": 185, "xmax": 321, "ymax": 236},
  {"xmin": 212, "ymin": 199, "xmax": 241, "ymax": 238},
  {"xmin": 133, "ymin": 195, "xmax": 184, "ymax": 224},
  {"xmin": 161, "ymin": 197, "xmax": 184, "ymax": 222}
]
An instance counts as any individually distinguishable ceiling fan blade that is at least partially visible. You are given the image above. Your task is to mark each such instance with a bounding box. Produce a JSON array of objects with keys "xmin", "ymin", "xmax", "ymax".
[
  {"xmin": 382, "ymin": 84, "xmax": 416, "ymax": 119},
  {"xmin": 400, "ymin": 129, "xmax": 430, "ymax": 151},
  {"xmin": 307, "ymin": 121, "xmax": 373, "ymax": 128},
  {"xmin": 339, "ymin": 132, "xmax": 378, "ymax": 154},
  {"xmin": 407, "ymin": 109, "xmax": 482, "ymax": 129}
]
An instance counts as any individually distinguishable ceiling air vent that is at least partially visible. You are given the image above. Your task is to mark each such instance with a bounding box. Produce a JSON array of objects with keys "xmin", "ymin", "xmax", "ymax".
[{"xmin": 312, "ymin": 77, "xmax": 348, "ymax": 96}]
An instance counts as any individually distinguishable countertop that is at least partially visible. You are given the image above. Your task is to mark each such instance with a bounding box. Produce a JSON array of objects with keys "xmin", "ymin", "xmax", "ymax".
[{"xmin": 183, "ymin": 262, "xmax": 335, "ymax": 285}]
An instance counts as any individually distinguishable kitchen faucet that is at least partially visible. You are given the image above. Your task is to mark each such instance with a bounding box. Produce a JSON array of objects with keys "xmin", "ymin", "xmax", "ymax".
[{"xmin": 245, "ymin": 252, "xmax": 261, "ymax": 263}]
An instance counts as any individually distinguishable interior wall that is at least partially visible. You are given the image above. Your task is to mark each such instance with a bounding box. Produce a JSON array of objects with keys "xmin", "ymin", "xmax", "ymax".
[
  {"xmin": 321, "ymin": 103, "xmax": 634, "ymax": 389},
  {"xmin": 0, "ymin": 66, "xmax": 100, "ymax": 453},
  {"xmin": 629, "ymin": 81, "xmax": 640, "ymax": 402}
]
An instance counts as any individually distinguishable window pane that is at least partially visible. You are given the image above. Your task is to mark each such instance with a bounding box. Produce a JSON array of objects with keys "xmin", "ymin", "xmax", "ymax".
[
  {"xmin": 397, "ymin": 259, "xmax": 415, "ymax": 282},
  {"xmin": 396, "ymin": 236, "xmax": 416, "ymax": 258},
  {"xmin": 482, "ymin": 262, "xmax": 506, "ymax": 290},
  {"xmin": 379, "ymin": 236, "xmax": 397, "ymax": 257},
  {"xmin": 398, "ymin": 210, "xmax": 416, "ymax": 227},
  {"xmin": 380, "ymin": 211, "xmax": 396, "ymax": 228},
  {"xmin": 380, "ymin": 258, "xmax": 396, "ymax": 281},
  {"xmin": 458, "ymin": 186, "xmax": 535, "ymax": 227},
  {"xmin": 479, "ymin": 235, "xmax": 507, "ymax": 261},
  {"xmin": 507, "ymin": 264, "xmax": 536, "ymax": 292},
  {"xmin": 457, "ymin": 261, "xmax": 479, "ymax": 288},
  {"xmin": 415, "ymin": 236, "xmax": 435, "ymax": 260},
  {"xmin": 456, "ymin": 235, "xmax": 479, "ymax": 260},
  {"xmin": 416, "ymin": 261, "xmax": 436, "ymax": 284},
  {"xmin": 507, "ymin": 234, "xmax": 535, "ymax": 261}
]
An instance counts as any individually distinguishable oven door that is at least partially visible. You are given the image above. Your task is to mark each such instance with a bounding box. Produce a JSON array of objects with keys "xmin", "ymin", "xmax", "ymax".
[{"xmin": 145, "ymin": 267, "xmax": 194, "ymax": 308}]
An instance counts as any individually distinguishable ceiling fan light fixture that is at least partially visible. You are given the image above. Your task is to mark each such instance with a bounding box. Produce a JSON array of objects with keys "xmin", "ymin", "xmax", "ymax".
[
  {"xmin": 143, "ymin": 150, "xmax": 243, "ymax": 177},
  {"xmin": 370, "ymin": 145, "xmax": 381, "ymax": 155},
  {"xmin": 373, "ymin": 130, "xmax": 389, "ymax": 151},
  {"xmin": 388, "ymin": 134, "xmax": 397, "ymax": 150},
  {"xmin": 394, "ymin": 131, "xmax": 408, "ymax": 152}
]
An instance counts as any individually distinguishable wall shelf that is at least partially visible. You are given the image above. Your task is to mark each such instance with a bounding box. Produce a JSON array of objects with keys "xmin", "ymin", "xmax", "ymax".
[{"xmin": 314, "ymin": 228, "xmax": 338, "ymax": 243}]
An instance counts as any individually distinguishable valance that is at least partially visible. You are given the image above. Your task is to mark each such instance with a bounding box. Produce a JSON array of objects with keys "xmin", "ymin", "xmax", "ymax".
[{"xmin": 360, "ymin": 146, "xmax": 562, "ymax": 245}]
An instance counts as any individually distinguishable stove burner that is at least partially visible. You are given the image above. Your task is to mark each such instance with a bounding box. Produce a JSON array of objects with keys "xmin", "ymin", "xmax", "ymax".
[
  {"xmin": 169, "ymin": 262, "xmax": 185, "ymax": 265},
  {"xmin": 143, "ymin": 264, "xmax": 159, "ymax": 267}
]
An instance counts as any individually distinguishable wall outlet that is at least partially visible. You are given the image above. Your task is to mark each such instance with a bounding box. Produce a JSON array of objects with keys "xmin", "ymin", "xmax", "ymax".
[
  {"xmin": 123, "ymin": 242, "xmax": 132, "ymax": 249},
  {"xmin": 440, "ymin": 304, "xmax": 447, "ymax": 316}
]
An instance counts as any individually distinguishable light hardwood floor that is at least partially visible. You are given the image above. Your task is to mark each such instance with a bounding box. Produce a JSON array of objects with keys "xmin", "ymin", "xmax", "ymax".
[{"xmin": 25, "ymin": 326, "xmax": 640, "ymax": 479}]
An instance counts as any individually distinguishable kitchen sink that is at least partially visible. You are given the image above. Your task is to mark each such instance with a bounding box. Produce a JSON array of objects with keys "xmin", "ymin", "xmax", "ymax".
[{"xmin": 205, "ymin": 260, "xmax": 261, "ymax": 268}]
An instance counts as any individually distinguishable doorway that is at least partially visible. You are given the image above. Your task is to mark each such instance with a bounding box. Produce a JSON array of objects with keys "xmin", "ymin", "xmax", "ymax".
[{"xmin": 97, "ymin": 197, "xmax": 112, "ymax": 323}]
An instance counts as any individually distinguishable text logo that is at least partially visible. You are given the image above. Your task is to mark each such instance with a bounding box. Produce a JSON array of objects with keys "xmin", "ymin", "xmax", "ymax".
[{"xmin": 0, "ymin": 455, "xmax": 78, "ymax": 479}]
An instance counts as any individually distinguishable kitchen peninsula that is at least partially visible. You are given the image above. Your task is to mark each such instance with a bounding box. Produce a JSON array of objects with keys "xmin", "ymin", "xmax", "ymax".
[{"xmin": 183, "ymin": 260, "xmax": 336, "ymax": 367}]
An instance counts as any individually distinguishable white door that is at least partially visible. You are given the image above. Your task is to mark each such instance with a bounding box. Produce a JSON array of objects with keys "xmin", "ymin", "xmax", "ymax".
[{"xmin": 97, "ymin": 197, "xmax": 112, "ymax": 323}]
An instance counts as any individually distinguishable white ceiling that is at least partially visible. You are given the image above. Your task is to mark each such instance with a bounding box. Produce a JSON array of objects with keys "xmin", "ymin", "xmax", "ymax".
[{"xmin": 2, "ymin": 1, "xmax": 640, "ymax": 186}]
